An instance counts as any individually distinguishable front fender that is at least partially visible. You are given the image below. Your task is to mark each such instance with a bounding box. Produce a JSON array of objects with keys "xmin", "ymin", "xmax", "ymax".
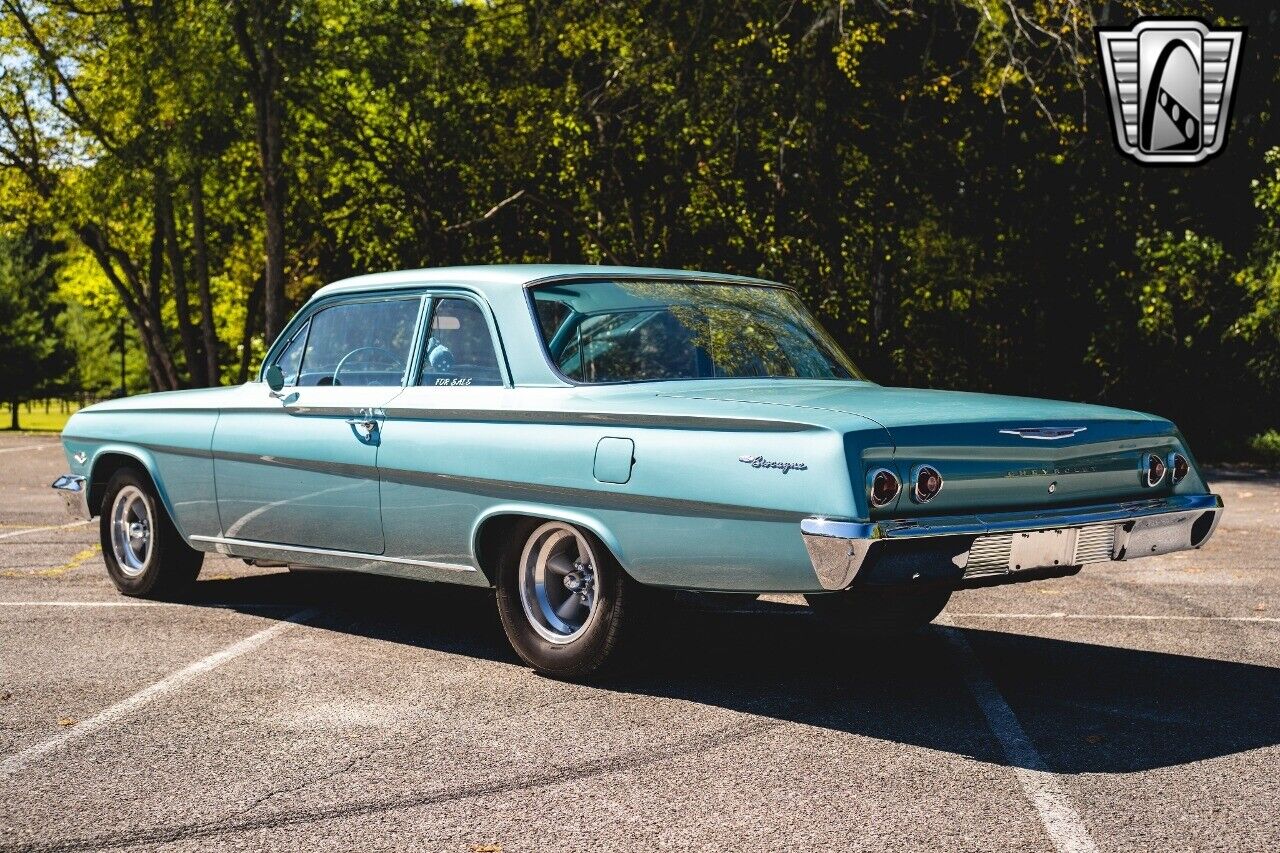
[{"xmin": 79, "ymin": 444, "xmax": 185, "ymax": 535}]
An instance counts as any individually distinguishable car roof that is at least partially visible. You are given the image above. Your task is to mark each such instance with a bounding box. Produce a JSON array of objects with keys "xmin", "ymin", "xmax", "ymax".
[
  {"xmin": 310, "ymin": 264, "xmax": 784, "ymax": 300},
  {"xmin": 299, "ymin": 264, "xmax": 791, "ymax": 388}
]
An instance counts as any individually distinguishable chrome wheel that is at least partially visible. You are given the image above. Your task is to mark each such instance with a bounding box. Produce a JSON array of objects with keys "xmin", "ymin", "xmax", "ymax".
[
  {"xmin": 109, "ymin": 485, "xmax": 153, "ymax": 578},
  {"xmin": 518, "ymin": 521, "xmax": 601, "ymax": 644}
]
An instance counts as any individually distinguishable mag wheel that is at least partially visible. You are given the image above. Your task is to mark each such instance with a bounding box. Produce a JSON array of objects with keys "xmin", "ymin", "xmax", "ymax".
[
  {"xmin": 100, "ymin": 467, "xmax": 203, "ymax": 597},
  {"xmin": 496, "ymin": 519, "xmax": 635, "ymax": 679},
  {"xmin": 805, "ymin": 587, "xmax": 951, "ymax": 636}
]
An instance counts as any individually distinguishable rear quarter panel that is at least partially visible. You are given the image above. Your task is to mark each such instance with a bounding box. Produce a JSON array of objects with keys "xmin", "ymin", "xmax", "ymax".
[{"xmin": 378, "ymin": 386, "xmax": 880, "ymax": 591}]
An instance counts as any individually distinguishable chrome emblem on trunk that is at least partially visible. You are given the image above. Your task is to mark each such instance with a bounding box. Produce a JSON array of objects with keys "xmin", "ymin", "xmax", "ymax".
[
  {"xmin": 738, "ymin": 455, "xmax": 807, "ymax": 474},
  {"xmin": 998, "ymin": 427, "xmax": 1088, "ymax": 440}
]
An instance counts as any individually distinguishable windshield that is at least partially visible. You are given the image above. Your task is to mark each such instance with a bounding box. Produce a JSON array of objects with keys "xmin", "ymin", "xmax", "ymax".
[{"xmin": 530, "ymin": 279, "xmax": 864, "ymax": 384}]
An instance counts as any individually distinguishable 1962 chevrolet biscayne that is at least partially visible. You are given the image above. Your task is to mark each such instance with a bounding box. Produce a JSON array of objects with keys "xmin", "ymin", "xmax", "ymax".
[{"xmin": 53, "ymin": 265, "xmax": 1223, "ymax": 677}]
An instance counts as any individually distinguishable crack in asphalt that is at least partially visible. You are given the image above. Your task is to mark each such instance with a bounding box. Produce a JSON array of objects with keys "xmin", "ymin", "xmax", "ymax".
[
  {"xmin": 0, "ymin": 714, "xmax": 785, "ymax": 852},
  {"xmin": 201, "ymin": 634, "xmax": 605, "ymax": 829},
  {"xmin": 229, "ymin": 692, "xmax": 606, "ymax": 819}
]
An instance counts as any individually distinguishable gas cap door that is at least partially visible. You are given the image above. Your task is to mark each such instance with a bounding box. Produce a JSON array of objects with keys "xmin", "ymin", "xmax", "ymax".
[{"xmin": 593, "ymin": 437, "xmax": 635, "ymax": 484}]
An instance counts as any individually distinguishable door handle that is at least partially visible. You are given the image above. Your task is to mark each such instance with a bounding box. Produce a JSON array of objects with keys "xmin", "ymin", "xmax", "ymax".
[{"xmin": 345, "ymin": 409, "xmax": 379, "ymax": 438}]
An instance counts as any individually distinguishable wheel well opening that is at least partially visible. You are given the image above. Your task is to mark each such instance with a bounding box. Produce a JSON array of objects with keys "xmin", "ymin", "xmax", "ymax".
[
  {"xmin": 473, "ymin": 513, "xmax": 632, "ymax": 586},
  {"xmin": 473, "ymin": 514, "xmax": 540, "ymax": 584},
  {"xmin": 87, "ymin": 453, "xmax": 154, "ymax": 517}
]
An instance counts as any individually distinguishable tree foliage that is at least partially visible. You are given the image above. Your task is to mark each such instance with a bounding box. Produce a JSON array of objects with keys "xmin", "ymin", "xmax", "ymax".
[
  {"xmin": 0, "ymin": 0, "xmax": 1276, "ymax": 454},
  {"xmin": 0, "ymin": 229, "xmax": 72, "ymax": 428}
]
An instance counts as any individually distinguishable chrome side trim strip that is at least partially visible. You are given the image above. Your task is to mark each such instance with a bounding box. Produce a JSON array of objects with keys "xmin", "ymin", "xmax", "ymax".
[
  {"xmin": 71, "ymin": 440, "xmax": 800, "ymax": 523},
  {"xmin": 188, "ymin": 534, "xmax": 476, "ymax": 573},
  {"xmin": 62, "ymin": 437, "xmax": 213, "ymax": 460},
  {"xmin": 800, "ymin": 493, "xmax": 1223, "ymax": 541},
  {"xmin": 213, "ymin": 450, "xmax": 378, "ymax": 481},
  {"xmin": 67, "ymin": 408, "xmax": 815, "ymax": 432},
  {"xmin": 212, "ymin": 451, "xmax": 796, "ymax": 522},
  {"xmin": 379, "ymin": 467, "xmax": 801, "ymax": 522},
  {"xmin": 382, "ymin": 407, "xmax": 814, "ymax": 432}
]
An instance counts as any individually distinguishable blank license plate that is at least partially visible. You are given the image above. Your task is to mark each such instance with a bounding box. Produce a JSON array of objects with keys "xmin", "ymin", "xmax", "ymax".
[{"xmin": 1007, "ymin": 528, "xmax": 1076, "ymax": 572}]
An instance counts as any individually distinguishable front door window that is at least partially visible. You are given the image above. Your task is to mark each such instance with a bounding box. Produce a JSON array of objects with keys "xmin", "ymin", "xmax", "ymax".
[{"xmin": 294, "ymin": 298, "xmax": 421, "ymax": 387}]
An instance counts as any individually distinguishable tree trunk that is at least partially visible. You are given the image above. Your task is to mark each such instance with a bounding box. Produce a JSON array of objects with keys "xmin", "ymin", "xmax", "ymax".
[
  {"xmin": 189, "ymin": 167, "xmax": 221, "ymax": 386},
  {"xmin": 77, "ymin": 223, "xmax": 182, "ymax": 391},
  {"xmin": 261, "ymin": 89, "xmax": 287, "ymax": 345},
  {"xmin": 147, "ymin": 184, "xmax": 165, "ymax": 368},
  {"xmin": 231, "ymin": 0, "xmax": 289, "ymax": 346},
  {"xmin": 126, "ymin": 298, "xmax": 179, "ymax": 392},
  {"xmin": 238, "ymin": 274, "xmax": 265, "ymax": 384},
  {"xmin": 161, "ymin": 181, "xmax": 205, "ymax": 387},
  {"xmin": 9, "ymin": 400, "xmax": 18, "ymax": 431}
]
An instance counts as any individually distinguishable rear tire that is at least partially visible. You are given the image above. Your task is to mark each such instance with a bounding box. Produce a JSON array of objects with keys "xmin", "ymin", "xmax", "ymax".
[
  {"xmin": 496, "ymin": 519, "xmax": 638, "ymax": 679},
  {"xmin": 805, "ymin": 587, "xmax": 951, "ymax": 636},
  {"xmin": 99, "ymin": 467, "xmax": 203, "ymax": 598}
]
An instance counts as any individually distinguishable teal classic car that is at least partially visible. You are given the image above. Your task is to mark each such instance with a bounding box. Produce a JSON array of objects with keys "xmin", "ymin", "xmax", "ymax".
[{"xmin": 53, "ymin": 265, "xmax": 1223, "ymax": 677}]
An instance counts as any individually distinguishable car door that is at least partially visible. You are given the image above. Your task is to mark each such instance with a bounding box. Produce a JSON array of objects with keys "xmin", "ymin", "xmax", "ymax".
[
  {"xmin": 377, "ymin": 293, "xmax": 511, "ymax": 568},
  {"xmin": 212, "ymin": 294, "xmax": 426, "ymax": 555}
]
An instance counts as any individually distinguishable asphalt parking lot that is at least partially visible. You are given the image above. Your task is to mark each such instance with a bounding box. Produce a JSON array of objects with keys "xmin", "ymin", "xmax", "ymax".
[{"xmin": 1, "ymin": 432, "xmax": 1277, "ymax": 852}]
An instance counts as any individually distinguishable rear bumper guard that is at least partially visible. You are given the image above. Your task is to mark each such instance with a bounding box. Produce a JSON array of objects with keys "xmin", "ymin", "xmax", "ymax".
[{"xmin": 801, "ymin": 493, "xmax": 1224, "ymax": 591}]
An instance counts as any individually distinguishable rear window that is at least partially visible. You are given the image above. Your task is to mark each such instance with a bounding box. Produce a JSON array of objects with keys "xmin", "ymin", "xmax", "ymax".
[{"xmin": 529, "ymin": 279, "xmax": 863, "ymax": 384}]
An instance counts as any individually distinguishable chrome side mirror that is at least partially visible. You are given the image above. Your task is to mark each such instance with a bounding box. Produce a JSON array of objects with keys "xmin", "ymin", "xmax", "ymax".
[{"xmin": 265, "ymin": 364, "xmax": 285, "ymax": 393}]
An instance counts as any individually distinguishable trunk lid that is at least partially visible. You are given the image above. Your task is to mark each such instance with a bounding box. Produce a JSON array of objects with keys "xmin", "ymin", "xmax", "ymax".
[{"xmin": 658, "ymin": 381, "xmax": 1179, "ymax": 515}]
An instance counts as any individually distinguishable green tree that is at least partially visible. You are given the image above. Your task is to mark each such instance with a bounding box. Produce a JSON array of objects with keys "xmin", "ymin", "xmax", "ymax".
[
  {"xmin": 0, "ymin": 0, "xmax": 256, "ymax": 390},
  {"xmin": 0, "ymin": 230, "xmax": 72, "ymax": 429},
  {"xmin": 2, "ymin": 0, "xmax": 1277, "ymax": 456},
  {"xmin": 1232, "ymin": 147, "xmax": 1280, "ymax": 394}
]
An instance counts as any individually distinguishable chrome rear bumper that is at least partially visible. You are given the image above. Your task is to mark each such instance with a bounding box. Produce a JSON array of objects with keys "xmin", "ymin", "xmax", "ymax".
[
  {"xmin": 801, "ymin": 493, "xmax": 1223, "ymax": 591},
  {"xmin": 51, "ymin": 474, "xmax": 91, "ymax": 520}
]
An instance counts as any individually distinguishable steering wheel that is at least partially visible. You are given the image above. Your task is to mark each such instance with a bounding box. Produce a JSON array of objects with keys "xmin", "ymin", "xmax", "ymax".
[{"xmin": 331, "ymin": 346, "xmax": 403, "ymax": 386}]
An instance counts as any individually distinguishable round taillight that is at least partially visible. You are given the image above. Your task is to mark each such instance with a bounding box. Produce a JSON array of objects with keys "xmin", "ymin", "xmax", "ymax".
[
  {"xmin": 1169, "ymin": 452, "xmax": 1189, "ymax": 485},
  {"xmin": 1144, "ymin": 453, "xmax": 1166, "ymax": 487},
  {"xmin": 868, "ymin": 468, "xmax": 900, "ymax": 508},
  {"xmin": 912, "ymin": 465, "xmax": 944, "ymax": 503}
]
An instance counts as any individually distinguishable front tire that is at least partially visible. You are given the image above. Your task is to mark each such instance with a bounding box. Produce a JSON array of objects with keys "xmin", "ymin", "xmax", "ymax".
[
  {"xmin": 805, "ymin": 586, "xmax": 951, "ymax": 636},
  {"xmin": 496, "ymin": 520, "xmax": 636, "ymax": 679},
  {"xmin": 100, "ymin": 467, "xmax": 203, "ymax": 598}
]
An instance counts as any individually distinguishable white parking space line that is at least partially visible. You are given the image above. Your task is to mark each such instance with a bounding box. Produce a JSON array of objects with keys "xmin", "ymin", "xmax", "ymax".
[
  {"xmin": 938, "ymin": 624, "xmax": 1098, "ymax": 853},
  {"xmin": 0, "ymin": 519, "xmax": 93, "ymax": 540},
  {"xmin": 0, "ymin": 600, "xmax": 174, "ymax": 607},
  {"xmin": 950, "ymin": 612, "xmax": 1280, "ymax": 624},
  {"xmin": 0, "ymin": 607, "xmax": 319, "ymax": 778},
  {"xmin": 0, "ymin": 443, "xmax": 54, "ymax": 454},
  {"xmin": 0, "ymin": 601, "xmax": 310, "ymax": 609}
]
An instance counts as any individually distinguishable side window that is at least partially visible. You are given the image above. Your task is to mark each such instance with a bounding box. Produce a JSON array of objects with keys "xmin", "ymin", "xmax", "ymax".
[
  {"xmin": 296, "ymin": 297, "xmax": 421, "ymax": 387},
  {"xmin": 418, "ymin": 297, "xmax": 503, "ymax": 387},
  {"xmin": 272, "ymin": 320, "xmax": 310, "ymax": 387},
  {"xmin": 534, "ymin": 298, "xmax": 572, "ymax": 341}
]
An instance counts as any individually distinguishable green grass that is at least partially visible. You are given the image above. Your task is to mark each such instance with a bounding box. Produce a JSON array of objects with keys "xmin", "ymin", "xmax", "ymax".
[{"xmin": 1, "ymin": 402, "xmax": 81, "ymax": 433}]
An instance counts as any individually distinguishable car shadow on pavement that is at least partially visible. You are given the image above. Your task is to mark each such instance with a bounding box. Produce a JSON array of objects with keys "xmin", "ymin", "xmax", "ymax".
[{"xmin": 183, "ymin": 570, "xmax": 1280, "ymax": 776}]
